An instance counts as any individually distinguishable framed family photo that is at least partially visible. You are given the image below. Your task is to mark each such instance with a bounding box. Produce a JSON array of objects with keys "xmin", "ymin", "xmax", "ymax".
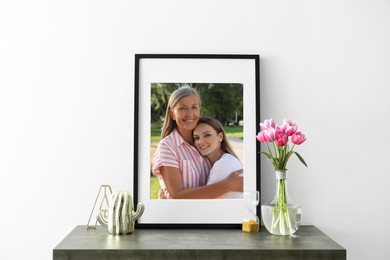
[{"xmin": 133, "ymin": 54, "xmax": 260, "ymax": 228}]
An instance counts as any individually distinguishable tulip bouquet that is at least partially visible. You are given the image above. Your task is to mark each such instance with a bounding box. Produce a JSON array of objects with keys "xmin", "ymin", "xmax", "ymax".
[
  {"xmin": 256, "ymin": 118, "xmax": 307, "ymax": 170},
  {"xmin": 256, "ymin": 119, "xmax": 307, "ymax": 235}
]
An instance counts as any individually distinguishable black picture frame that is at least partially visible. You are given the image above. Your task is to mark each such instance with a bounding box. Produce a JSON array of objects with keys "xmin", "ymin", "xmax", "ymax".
[{"xmin": 134, "ymin": 54, "xmax": 260, "ymax": 228}]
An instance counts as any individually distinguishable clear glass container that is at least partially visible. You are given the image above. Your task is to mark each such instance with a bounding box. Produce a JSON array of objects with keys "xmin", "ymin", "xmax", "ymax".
[{"xmin": 261, "ymin": 170, "xmax": 302, "ymax": 235}]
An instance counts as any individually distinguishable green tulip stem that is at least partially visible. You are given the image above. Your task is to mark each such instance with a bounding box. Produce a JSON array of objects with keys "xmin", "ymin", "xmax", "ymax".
[
  {"xmin": 273, "ymin": 142, "xmax": 279, "ymax": 158},
  {"xmin": 265, "ymin": 142, "xmax": 277, "ymax": 168},
  {"xmin": 271, "ymin": 178, "xmax": 293, "ymax": 235},
  {"xmin": 282, "ymin": 144, "xmax": 296, "ymax": 170}
]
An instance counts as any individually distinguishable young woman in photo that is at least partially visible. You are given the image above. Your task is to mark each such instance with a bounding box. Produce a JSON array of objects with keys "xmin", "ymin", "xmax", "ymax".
[{"xmin": 193, "ymin": 117, "xmax": 243, "ymax": 199}]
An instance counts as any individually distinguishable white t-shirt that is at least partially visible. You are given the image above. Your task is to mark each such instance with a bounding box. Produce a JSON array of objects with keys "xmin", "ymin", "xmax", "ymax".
[{"xmin": 207, "ymin": 153, "xmax": 243, "ymax": 199}]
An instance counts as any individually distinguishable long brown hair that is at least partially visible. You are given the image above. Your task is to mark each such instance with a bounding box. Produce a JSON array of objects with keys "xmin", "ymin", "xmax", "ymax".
[
  {"xmin": 161, "ymin": 87, "xmax": 201, "ymax": 138},
  {"xmin": 196, "ymin": 117, "xmax": 239, "ymax": 160}
]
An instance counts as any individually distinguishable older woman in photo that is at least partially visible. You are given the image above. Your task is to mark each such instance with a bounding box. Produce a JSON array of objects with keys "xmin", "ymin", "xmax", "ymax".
[{"xmin": 152, "ymin": 87, "xmax": 243, "ymax": 199}]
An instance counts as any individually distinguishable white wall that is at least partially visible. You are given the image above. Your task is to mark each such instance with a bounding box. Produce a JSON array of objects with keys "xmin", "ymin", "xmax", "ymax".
[{"xmin": 1, "ymin": 0, "xmax": 389, "ymax": 259}]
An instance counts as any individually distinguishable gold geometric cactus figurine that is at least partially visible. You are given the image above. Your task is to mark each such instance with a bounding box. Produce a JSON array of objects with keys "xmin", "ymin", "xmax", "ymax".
[
  {"xmin": 86, "ymin": 184, "xmax": 113, "ymax": 230},
  {"xmin": 97, "ymin": 190, "xmax": 145, "ymax": 235}
]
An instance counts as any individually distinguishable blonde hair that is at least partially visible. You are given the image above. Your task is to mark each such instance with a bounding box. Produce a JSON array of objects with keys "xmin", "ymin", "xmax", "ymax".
[
  {"xmin": 197, "ymin": 117, "xmax": 239, "ymax": 160},
  {"xmin": 161, "ymin": 87, "xmax": 201, "ymax": 138}
]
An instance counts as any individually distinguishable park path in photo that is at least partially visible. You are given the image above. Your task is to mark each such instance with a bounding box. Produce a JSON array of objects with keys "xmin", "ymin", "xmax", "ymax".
[{"xmin": 227, "ymin": 136, "xmax": 243, "ymax": 163}]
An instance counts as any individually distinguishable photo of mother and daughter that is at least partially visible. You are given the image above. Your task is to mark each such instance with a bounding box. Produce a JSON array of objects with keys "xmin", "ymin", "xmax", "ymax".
[{"xmin": 152, "ymin": 86, "xmax": 244, "ymax": 199}]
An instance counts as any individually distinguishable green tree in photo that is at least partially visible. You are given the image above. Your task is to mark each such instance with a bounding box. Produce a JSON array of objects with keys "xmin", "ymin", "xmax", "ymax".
[
  {"xmin": 194, "ymin": 83, "xmax": 243, "ymax": 124},
  {"xmin": 151, "ymin": 83, "xmax": 243, "ymax": 125}
]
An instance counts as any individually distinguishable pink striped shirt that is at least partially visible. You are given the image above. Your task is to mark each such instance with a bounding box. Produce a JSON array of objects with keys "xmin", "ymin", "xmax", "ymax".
[{"xmin": 153, "ymin": 129, "xmax": 211, "ymax": 199}]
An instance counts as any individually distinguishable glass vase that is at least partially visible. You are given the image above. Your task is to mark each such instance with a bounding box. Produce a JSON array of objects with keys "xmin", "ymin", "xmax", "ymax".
[{"xmin": 261, "ymin": 169, "xmax": 302, "ymax": 235}]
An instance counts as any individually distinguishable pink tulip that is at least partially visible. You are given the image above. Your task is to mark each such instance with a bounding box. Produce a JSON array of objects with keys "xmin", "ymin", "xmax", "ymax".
[
  {"xmin": 264, "ymin": 128, "xmax": 276, "ymax": 142},
  {"xmin": 275, "ymin": 126, "xmax": 284, "ymax": 138},
  {"xmin": 260, "ymin": 119, "xmax": 275, "ymax": 131},
  {"xmin": 256, "ymin": 132, "xmax": 267, "ymax": 143},
  {"xmin": 277, "ymin": 134, "xmax": 288, "ymax": 147},
  {"xmin": 292, "ymin": 132, "xmax": 306, "ymax": 145},
  {"xmin": 281, "ymin": 119, "xmax": 297, "ymax": 136}
]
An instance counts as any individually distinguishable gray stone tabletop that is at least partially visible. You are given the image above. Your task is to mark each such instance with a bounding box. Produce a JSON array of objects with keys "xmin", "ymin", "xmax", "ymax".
[{"xmin": 53, "ymin": 225, "xmax": 346, "ymax": 260}]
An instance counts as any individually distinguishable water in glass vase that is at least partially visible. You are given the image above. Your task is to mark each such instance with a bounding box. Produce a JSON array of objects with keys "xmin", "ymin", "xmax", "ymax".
[
  {"xmin": 262, "ymin": 204, "xmax": 302, "ymax": 235},
  {"xmin": 261, "ymin": 170, "xmax": 302, "ymax": 235}
]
